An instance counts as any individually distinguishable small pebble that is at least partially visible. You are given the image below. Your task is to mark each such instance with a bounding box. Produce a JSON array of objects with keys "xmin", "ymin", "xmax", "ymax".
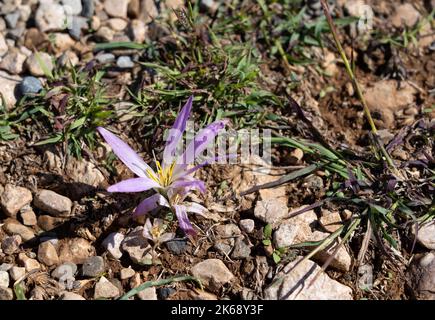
[
  {"xmin": 157, "ymin": 287, "xmax": 176, "ymax": 300},
  {"xmin": 165, "ymin": 239, "xmax": 187, "ymax": 255},
  {"xmin": 82, "ymin": 256, "xmax": 105, "ymax": 277},
  {"xmin": 120, "ymin": 267, "xmax": 135, "ymax": 280},
  {"xmin": 0, "ymin": 271, "xmax": 9, "ymax": 288},
  {"xmin": 239, "ymin": 219, "xmax": 255, "ymax": 233},
  {"xmin": 19, "ymin": 76, "xmax": 43, "ymax": 95},
  {"xmin": 116, "ymin": 56, "xmax": 134, "ymax": 68}
]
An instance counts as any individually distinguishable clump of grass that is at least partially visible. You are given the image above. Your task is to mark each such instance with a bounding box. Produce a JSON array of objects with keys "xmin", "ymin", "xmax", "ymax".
[{"xmin": 17, "ymin": 62, "xmax": 113, "ymax": 158}]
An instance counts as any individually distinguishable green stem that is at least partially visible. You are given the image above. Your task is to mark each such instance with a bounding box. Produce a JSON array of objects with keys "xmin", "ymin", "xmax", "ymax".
[{"xmin": 320, "ymin": 0, "xmax": 399, "ymax": 175}]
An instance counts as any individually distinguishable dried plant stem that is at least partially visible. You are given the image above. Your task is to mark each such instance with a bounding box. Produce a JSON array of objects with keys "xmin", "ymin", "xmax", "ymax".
[{"xmin": 320, "ymin": 0, "xmax": 399, "ymax": 175}]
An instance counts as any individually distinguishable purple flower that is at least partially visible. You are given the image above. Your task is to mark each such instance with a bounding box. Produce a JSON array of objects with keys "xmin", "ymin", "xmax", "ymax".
[{"xmin": 97, "ymin": 96, "xmax": 229, "ymax": 235}]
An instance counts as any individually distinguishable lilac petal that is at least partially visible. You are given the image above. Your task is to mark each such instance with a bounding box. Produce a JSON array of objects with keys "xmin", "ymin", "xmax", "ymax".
[
  {"xmin": 170, "ymin": 178, "xmax": 206, "ymax": 194},
  {"xmin": 159, "ymin": 232, "xmax": 175, "ymax": 243},
  {"xmin": 180, "ymin": 119, "xmax": 229, "ymax": 166},
  {"xmin": 174, "ymin": 205, "xmax": 195, "ymax": 235},
  {"xmin": 97, "ymin": 127, "xmax": 155, "ymax": 178},
  {"xmin": 184, "ymin": 202, "xmax": 208, "ymax": 217},
  {"xmin": 133, "ymin": 193, "xmax": 170, "ymax": 217},
  {"xmin": 163, "ymin": 96, "xmax": 193, "ymax": 167},
  {"xmin": 143, "ymin": 218, "xmax": 153, "ymax": 241},
  {"xmin": 107, "ymin": 177, "xmax": 160, "ymax": 193}
]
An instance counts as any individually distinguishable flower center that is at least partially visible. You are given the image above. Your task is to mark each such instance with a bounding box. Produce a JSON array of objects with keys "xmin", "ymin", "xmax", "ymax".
[{"xmin": 146, "ymin": 160, "xmax": 176, "ymax": 187}]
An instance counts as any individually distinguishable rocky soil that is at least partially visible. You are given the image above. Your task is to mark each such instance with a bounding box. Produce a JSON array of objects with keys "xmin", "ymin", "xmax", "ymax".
[{"xmin": 0, "ymin": 0, "xmax": 434, "ymax": 300}]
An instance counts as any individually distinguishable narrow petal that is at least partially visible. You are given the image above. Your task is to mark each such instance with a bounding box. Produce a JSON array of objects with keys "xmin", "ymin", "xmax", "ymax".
[
  {"xmin": 174, "ymin": 205, "xmax": 195, "ymax": 235},
  {"xmin": 184, "ymin": 202, "xmax": 208, "ymax": 217},
  {"xmin": 133, "ymin": 193, "xmax": 170, "ymax": 217},
  {"xmin": 97, "ymin": 127, "xmax": 155, "ymax": 178},
  {"xmin": 170, "ymin": 178, "xmax": 206, "ymax": 194},
  {"xmin": 107, "ymin": 177, "xmax": 160, "ymax": 193},
  {"xmin": 143, "ymin": 218, "xmax": 153, "ymax": 241},
  {"xmin": 159, "ymin": 232, "xmax": 175, "ymax": 243},
  {"xmin": 163, "ymin": 96, "xmax": 193, "ymax": 167},
  {"xmin": 180, "ymin": 119, "xmax": 229, "ymax": 166}
]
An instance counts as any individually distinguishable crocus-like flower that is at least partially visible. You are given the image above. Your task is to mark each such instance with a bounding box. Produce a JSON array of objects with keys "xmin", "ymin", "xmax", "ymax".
[
  {"xmin": 97, "ymin": 96, "xmax": 229, "ymax": 235},
  {"xmin": 143, "ymin": 218, "xmax": 175, "ymax": 244}
]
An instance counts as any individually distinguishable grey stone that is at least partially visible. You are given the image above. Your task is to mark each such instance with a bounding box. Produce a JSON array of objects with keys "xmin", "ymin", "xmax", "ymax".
[
  {"xmin": 34, "ymin": 189, "xmax": 72, "ymax": 217},
  {"xmin": 19, "ymin": 76, "xmax": 43, "ymax": 95},
  {"xmin": 0, "ymin": 287, "xmax": 13, "ymax": 300},
  {"xmin": 231, "ymin": 237, "xmax": 251, "ymax": 260},
  {"xmin": 239, "ymin": 219, "xmax": 255, "ymax": 233},
  {"xmin": 165, "ymin": 239, "xmax": 187, "ymax": 255},
  {"xmin": 191, "ymin": 259, "xmax": 234, "ymax": 291},
  {"xmin": 408, "ymin": 252, "xmax": 435, "ymax": 300},
  {"xmin": 5, "ymin": 11, "xmax": 20, "ymax": 28},
  {"xmin": 121, "ymin": 227, "xmax": 152, "ymax": 264},
  {"xmin": 96, "ymin": 53, "xmax": 115, "ymax": 64},
  {"xmin": 357, "ymin": 264, "xmax": 373, "ymax": 291},
  {"xmin": 0, "ymin": 264, "xmax": 12, "ymax": 272},
  {"xmin": 157, "ymin": 287, "xmax": 176, "ymax": 300},
  {"xmin": 68, "ymin": 16, "xmax": 88, "ymax": 40},
  {"xmin": 116, "ymin": 56, "xmax": 134, "ymax": 68},
  {"xmin": 82, "ymin": 256, "xmax": 105, "ymax": 277},
  {"xmin": 81, "ymin": 0, "xmax": 95, "ymax": 18},
  {"xmin": 52, "ymin": 262, "xmax": 77, "ymax": 279},
  {"xmin": 94, "ymin": 276, "xmax": 120, "ymax": 299},
  {"xmin": 1, "ymin": 235, "xmax": 22, "ymax": 254},
  {"xmin": 0, "ymin": 184, "xmax": 33, "ymax": 219}
]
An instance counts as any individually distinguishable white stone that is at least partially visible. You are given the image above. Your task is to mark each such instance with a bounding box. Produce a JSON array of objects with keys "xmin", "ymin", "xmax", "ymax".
[
  {"xmin": 35, "ymin": 2, "xmax": 68, "ymax": 32},
  {"xmin": 0, "ymin": 271, "xmax": 9, "ymax": 288},
  {"xmin": 264, "ymin": 257, "xmax": 353, "ymax": 300},
  {"xmin": 102, "ymin": 232, "xmax": 125, "ymax": 260},
  {"xmin": 94, "ymin": 276, "xmax": 120, "ymax": 299},
  {"xmin": 9, "ymin": 267, "xmax": 25, "ymax": 281},
  {"xmin": 254, "ymin": 199, "xmax": 288, "ymax": 227},
  {"xmin": 33, "ymin": 189, "xmax": 72, "ymax": 217},
  {"xmin": 137, "ymin": 287, "xmax": 157, "ymax": 300},
  {"xmin": 413, "ymin": 220, "xmax": 435, "ymax": 250},
  {"xmin": 191, "ymin": 259, "xmax": 234, "ymax": 291},
  {"xmin": 104, "ymin": 0, "xmax": 130, "ymax": 18},
  {"xmin": 0, "ymin": 48, "xmax": 27, "ymax": 74},
  {"xmin": 60, "ymin": 291, "xmax": 86, "ymax": 300},
  {"xmin": 62, "ymin": 0, "xmax": 83, "ymax": 15},
  {"xmin": 25, "ymin": 52, "xmax": 54, "ymax": 77},
  {"xmin": 0, "ymin": 70, "xmax": 21, "ymax": 110},
  {"xmin": 239, "ymin": 219, "xmax": 255, "ymax": 233},
  {"xmin": 0, "ymin": 184, "xmax": 33, "ymax": 219}
]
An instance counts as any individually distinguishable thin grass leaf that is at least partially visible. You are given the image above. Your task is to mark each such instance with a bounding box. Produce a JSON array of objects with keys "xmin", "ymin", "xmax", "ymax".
[
  {"xmin": 119, "ymin": 275, "xmax": 202, "ymax": 300},
  {"xmin": 94, "ymin": 42, "xmax": 146, "ymax": 51},
  {"xmin": 240, "ymin": 163, "xmax": 320, "ymax": 196}
]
